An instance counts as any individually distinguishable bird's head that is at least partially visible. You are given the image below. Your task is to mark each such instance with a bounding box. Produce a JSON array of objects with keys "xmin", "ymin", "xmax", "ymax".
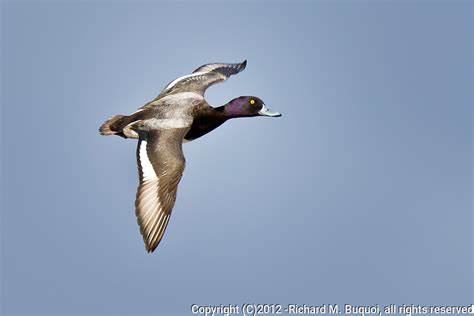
[{"xmin": 224, "ymin": 96, "xmax": 281, "ymax": 118}]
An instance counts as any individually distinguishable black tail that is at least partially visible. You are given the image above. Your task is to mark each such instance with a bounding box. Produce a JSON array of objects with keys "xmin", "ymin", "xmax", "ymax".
[{"xmin": 99, "ymin": 115, "xmax": 125, "ymax": 136}]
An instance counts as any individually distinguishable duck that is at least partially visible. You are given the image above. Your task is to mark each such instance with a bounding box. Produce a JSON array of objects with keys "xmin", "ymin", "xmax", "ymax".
[{"xmin": 99, "ymin": 60, "xmax": 281, "ymax": 253}]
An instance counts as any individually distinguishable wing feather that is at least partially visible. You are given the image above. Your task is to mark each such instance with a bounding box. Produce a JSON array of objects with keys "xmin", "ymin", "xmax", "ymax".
[
  {"xmin": 135, "ymin": 127, "xmax": 189, "ymax": 252},
  {"xmin": 158, "ymin": 60, "xmax": 247, "ymax": 97}
]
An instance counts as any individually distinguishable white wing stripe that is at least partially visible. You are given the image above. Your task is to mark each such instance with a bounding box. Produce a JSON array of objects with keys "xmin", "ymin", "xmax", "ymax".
[
  {"xmin": 139, "ymin": 140, "xmax": 156, "ymax": 181},
  {"xmin": 164, "ymin": 72, "xmax": 207, "ymax": 89}
]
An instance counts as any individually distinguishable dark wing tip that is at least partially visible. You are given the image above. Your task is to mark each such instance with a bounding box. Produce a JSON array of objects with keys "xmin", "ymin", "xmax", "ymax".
[
  {"xmin": 146, "ymin": 244, "xmax": 157, "ymax": 253},
  {"xmin": 233, "ymin": 60, "xmax": 246, "ymax": 73},
  {"xmin": 192, "ymin": 60, "xmax": 248, "ymax": 75},
  {"xmin": 144, "ymin": 237, "xmax": 160, "ymax": 253},
  {"xmin": 220, "ymin": 60, "xmax": 247, "ymax": 77}
]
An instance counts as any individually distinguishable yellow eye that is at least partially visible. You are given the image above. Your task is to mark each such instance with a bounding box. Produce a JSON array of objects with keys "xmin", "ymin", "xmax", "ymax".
[{"xmin": 250, "ymin": 99, "xmax": 255, "ymax": 105}]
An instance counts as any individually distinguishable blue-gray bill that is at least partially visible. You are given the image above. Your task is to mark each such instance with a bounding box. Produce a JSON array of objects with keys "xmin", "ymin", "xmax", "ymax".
[{"xmin": 258, "ymin": 103, "xmax": 282, "ymax": 117}]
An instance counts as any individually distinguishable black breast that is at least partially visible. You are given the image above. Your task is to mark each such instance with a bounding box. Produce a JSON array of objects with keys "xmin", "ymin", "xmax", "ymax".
[{"xmin": 185, "ymin": 105, "xmax": 227, "ymax": 141}]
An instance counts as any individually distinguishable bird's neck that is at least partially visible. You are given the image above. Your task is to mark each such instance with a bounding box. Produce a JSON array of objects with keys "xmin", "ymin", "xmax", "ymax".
[
  {"xmin": 217, "ymin": 102, "xmax": 246, "ymax": 119},
  {"xmin": 213, "ymin": 104, "xmax": 227, "ymax": 117},
  {"xmin": 184, "ymin": 105, "xmax": 229, "ymax": 141}
]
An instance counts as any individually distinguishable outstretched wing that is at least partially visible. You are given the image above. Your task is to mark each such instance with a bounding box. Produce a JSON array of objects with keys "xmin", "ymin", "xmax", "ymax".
[
  {"xmin": 158, "ymin": 60, "xmax": 247, "ymax": 97},
  {"xmin": 192, "ymin": 61, "xmax": 247, "ymax": 75},
  {"xmin": 135, "ymin": 127, "xmax": 189, "ymax": 252}
]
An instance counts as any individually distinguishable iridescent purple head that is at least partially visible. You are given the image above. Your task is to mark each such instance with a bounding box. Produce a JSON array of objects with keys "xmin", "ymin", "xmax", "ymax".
[{"xmin": 224, "ymin": 96, "xmax": 281, "ymax": 118}]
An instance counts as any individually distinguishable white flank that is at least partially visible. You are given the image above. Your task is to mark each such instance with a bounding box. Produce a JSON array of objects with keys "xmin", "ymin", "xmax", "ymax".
[
  {"xmin": 164, "ymin": 72, "xmax": 207, "ymax": 89},
  {"xmin": 147, "ymin": 118, "xmax": 191, "ymax": 130},
  {"xmin": 139, "ymin": 140, "xmax": 156, "ymax": 181}
]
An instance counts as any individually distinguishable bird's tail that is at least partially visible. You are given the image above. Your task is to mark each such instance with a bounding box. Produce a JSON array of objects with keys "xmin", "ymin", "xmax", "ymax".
[{"xmin": 99, "ymin": 115, "xmax": 125, "ymax": 136}]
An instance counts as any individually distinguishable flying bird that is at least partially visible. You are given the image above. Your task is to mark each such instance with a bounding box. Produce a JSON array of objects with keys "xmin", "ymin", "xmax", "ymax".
[{"xmin": 99, "ymin": 61, "xmax": 281, "ymax": 252}]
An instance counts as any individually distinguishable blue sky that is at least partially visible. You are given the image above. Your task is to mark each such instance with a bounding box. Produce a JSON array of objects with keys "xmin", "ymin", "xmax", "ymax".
[{"xmin": 1, "ymin": 1, "xmax": 472, "ymax": 315}]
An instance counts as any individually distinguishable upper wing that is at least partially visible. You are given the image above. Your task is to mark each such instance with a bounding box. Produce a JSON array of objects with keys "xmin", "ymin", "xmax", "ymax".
[
  {"xmin": 157, "ymin": 60, "xmax": 247, "ymax": 97},
  {"xmin": 135, "ymin": 126, "xmax": 189, "ymax": 252}
]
